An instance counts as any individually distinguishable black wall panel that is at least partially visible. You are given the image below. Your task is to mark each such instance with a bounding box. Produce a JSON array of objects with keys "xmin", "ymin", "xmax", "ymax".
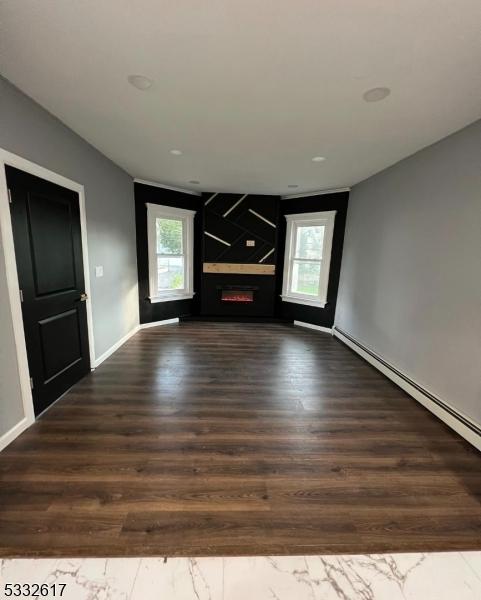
[
  {"xmin": 201, "ymin": 274, "xmax": 277, "ymax": 318},
  {"xmin": 203, "ymin": 193, "xmax": 278, "ymax": 263},
  {"xmin": 201, "ymin": 193, "xmax": 280, "ymax": 317},
  {"xmin": 135, "ymin": 183, "xmax": 203, "ymax": 324},
  {"xmin": 275, "ymin": 191, "xmax": 349, "ymax": 328}
]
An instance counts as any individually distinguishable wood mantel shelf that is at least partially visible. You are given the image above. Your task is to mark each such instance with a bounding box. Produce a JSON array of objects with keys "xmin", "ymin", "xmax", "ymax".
[{"xmin": 203, "ymin": 262, "xmax": 275, "ymax": 275}]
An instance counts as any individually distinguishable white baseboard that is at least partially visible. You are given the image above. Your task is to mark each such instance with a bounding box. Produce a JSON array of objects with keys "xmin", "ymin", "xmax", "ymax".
[
  {"xmin": 139, "ymin": 318, "xmax": 180, "ymax": 329},
  {"xmin": 333, "ymin": 327, "xmax": 481, "ymax": 452},
  {"xmin": 0, "ymin": 416, "xmax": 32, "ymax": 452},
  {"xmin": 92, "ymin": 325, "xmax": 140, "ymax": 368},
  {"xmin": 294, "ymin": 320, "xmax": 333, "ymax": 334}
]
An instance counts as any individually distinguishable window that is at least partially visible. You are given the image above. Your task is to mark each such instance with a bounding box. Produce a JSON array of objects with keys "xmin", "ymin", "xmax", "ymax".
[
  {"xmin": 147, "ymin": 203, "xmax": 196, "ymax": 303},
  {"xmin": 281, "ymin": 210, "xmax": 336, "ymax": 308}
]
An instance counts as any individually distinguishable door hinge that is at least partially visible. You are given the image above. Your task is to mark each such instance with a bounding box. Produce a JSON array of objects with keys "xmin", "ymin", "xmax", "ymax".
[
  {"xmin": 7, "ymin": 188, "xmax": 12, "ymax": 204},
  {"xmin": 30, "ymin": 377, "xmax": 34, "ymax": 390},
  {"xmin": 19, "ymin": 289, "xmax": 24, "ymax": 303}
]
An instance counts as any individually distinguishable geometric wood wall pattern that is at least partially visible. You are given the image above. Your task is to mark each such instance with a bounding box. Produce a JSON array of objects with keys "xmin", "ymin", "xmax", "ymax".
[{"xmin": 203, "ymin": 192, "xmax": 279, "ymax": 265}]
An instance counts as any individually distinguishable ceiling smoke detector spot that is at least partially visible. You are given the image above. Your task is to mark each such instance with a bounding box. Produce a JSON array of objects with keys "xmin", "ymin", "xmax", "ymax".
[
  {"xmin": 170, "ymin": 149, "xmax": 183, "ymax": 155},
  {"xmin": 311, "ymin": 156, "xmax": 326, "ymax": 163},
  {"xmin": 127, "ymin": 75, "xmax": 153, "ymax": 91},
  {"xmin": 363, "ymin": 87, "xmax": 391, "ymax": 102}
]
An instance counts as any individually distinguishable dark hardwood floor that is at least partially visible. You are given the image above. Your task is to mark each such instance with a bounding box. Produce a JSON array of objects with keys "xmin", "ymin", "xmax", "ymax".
[{"xmin": 1, "ymin": 322, "xmax": 481, "ymax": 557}]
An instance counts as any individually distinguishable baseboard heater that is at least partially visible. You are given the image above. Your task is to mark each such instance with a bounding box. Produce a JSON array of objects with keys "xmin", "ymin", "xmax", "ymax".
[{"xmin": 333, "ymin": 326, "xmax": 481, "ymax": 452}]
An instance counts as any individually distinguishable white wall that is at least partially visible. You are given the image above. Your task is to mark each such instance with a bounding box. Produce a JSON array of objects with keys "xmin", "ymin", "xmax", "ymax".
[
  {"xmin": 0, "ymin": 76, "xmax": 139, "ymax": 444},
  {"xmin": 336, "ymin": 119, "xmax": 481, "ymax": 428}
]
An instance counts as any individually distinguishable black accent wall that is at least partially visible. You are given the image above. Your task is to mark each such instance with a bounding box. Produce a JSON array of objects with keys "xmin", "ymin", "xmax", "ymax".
[
  {"xmin": 203, "ymin": 193, "xmax": 278, "ymax": 263},
  {"xmin": 275, "ymin": 191, "xmax": 349, "ymax": 328},
  {"xmin": 135, "ymin": 182, "xmax": 348, "ymax": 326},
  {"xmin": 201, "ymin": 193, "xmax": 280, "ymax": 317},
  {"xmin": 135, "ymin": 182, "xmax": 203, "ymax": 324}
]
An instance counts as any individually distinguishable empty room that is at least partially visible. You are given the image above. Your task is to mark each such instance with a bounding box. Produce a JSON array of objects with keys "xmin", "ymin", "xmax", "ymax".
[{"xmin": 0, "ymin": 1, "xmax": 480, "ymax": 598}]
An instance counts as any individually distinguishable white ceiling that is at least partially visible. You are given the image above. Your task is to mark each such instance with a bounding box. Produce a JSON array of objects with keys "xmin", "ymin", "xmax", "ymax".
[{"xmin": 1, "ymin": 0, "xmax": 481, "ymax": 195}]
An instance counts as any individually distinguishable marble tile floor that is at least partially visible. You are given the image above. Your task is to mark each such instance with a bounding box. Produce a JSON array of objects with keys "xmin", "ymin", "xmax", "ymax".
[{"xmin": 1, "ymin": 552, "xmax": 481, "ymax": 599}]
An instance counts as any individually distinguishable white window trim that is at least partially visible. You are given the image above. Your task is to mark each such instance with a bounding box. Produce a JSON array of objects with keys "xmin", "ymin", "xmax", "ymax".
[
  {"xmin": 281, "ymin": 210, "xmax": 336, "ymax": 308},
  {"xmin": 146, "ymin": 203, "xmax": 196, "ymax": 303}
]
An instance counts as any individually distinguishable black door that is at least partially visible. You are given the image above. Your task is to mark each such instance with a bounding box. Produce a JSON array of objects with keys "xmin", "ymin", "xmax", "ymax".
[{"xmin": 6, "ymin": 166, "xmax": 91, "ymax": 416}]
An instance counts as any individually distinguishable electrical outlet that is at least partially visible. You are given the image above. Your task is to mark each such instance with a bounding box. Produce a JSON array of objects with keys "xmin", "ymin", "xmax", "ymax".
[
  {"xmin": 246, "ymin": 240, "xmax": 255, "ymax": 247},
  {"xmin": 95, "ymin": 266, "xmax": 104, "ymax": 278}
]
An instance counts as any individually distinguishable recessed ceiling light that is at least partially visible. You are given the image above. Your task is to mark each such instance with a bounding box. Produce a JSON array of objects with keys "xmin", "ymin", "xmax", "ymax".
[
  {"xmin": 287, "ymin": 184, "xmax": 299, "ymax": 188},
  {"xmin": 363, "ymin": 87, "xmax": 391, "ymax": 102},
  {"xmin": 127, "ymin": 74, "xmax": 153, "ymax": 91},
  {"xmin": 170, "ymin": 149, "xmax": 183, "ymax": 155},
  {"xmin": 189, "ymin": 180, "xmax": 200, "ymax": 184},
  {"xmin": 311, "ymin": 156, "xmax": 326, "ymax": 163}
]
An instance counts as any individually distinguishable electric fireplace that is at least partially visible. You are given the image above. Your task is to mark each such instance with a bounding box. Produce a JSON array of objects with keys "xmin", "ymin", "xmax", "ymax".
[
  {"xmin": 219, "ymin": 285, "xmax": 257, "ymax": 303},
  {"xmin": 202, "ymin": 278, "xmax": 275, "ymax": 317}
]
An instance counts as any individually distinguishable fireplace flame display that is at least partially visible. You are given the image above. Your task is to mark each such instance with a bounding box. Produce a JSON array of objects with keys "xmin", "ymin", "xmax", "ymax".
[{"xmin": 221, "ymin": 290, "xmax": 254, "ymax": 303}]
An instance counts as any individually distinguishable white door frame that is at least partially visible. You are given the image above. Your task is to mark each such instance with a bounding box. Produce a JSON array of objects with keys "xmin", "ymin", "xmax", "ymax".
[{"xmin": 0, "ymin": 148, "xmax": 96, "ymax": 434}]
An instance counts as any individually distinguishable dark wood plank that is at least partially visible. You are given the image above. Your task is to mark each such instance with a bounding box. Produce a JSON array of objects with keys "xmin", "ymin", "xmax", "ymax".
[{"xmin": 0, "ymin": 322, "xmax": 480, "ymax": 557}]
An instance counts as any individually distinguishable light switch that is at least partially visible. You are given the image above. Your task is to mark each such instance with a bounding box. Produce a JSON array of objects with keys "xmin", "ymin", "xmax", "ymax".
[
  {"xmin": 246, "ymin": 240, "xmax": 255, "ymax": 247},
  {"xmin": 95, "ymin": 266, "xmax": 104, "ymax": 278}
]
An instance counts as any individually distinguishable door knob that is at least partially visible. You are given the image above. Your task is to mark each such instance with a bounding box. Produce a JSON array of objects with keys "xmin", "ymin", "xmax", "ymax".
[{"xmin": 79, "ymin": 293, "xmax": 88, "ymax": 302}]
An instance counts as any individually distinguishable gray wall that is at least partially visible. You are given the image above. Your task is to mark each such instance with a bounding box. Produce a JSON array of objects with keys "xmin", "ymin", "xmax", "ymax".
[
  {"xmin": 0, "ymin": 233, "xmax": 24, "ymax": 435},
  {"xmin": 0, "ymin": 76, "xmax": 138, "ymax": 439},
  {"xmin": 336, "ymin": 119, "xmax": 481, "ymax": 427}
]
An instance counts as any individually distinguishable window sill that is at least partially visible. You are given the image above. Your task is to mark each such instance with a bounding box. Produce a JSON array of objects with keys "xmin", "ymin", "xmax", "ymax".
[
  {"xmin": 149, "ymin": 293, "xmax": 194, "ymax": 304},
  {"xmin": 281, "ymin": 295, "xmax": 326, "ymax": 309}
]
